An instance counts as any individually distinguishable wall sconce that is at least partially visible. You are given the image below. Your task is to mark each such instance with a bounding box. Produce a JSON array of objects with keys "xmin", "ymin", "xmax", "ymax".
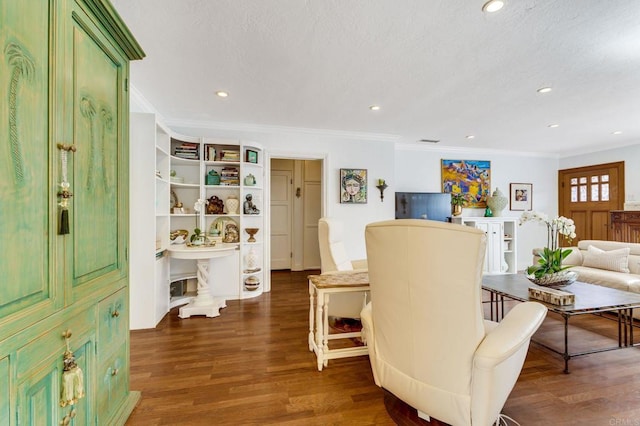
[{"xmin": 376, "ymin": 179, "xmax": 388, "ymax": 202}]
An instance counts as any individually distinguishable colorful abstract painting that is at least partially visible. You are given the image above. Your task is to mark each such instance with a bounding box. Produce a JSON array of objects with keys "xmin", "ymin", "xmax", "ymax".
[{"xmin": 441, "ymin": 159, "xmax": 491, "ymax": 207}]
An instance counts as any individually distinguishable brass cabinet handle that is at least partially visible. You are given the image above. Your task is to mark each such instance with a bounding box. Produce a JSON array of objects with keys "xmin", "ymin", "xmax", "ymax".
[
  {"xmin": 111, "ymin": 310, "xmax": 119, "ymax": 318},
  {"xmin": 111, "ymin": 367, "xmax": 119, "ymax": 376}
]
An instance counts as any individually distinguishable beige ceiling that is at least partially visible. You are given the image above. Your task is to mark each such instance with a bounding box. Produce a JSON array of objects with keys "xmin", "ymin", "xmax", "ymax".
[{"xmin": 112, "ymin": 0, "xmax": 640, "ymax": 155}]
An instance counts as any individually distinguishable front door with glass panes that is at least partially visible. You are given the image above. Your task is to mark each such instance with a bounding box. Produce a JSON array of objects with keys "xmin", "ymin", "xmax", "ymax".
[{"xmin": 559, "ymin": 161, "xmax": 624, "ymax": 242}]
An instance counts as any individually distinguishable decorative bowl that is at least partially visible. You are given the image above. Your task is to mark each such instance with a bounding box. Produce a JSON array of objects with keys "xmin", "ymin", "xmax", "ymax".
[
  {"xmin": 526, "ymin": 270, "xmax": 577, "ymax": 287},
  {"xmin": 245, "ymin": 227, "xmax": 259, "ymax": 242}
]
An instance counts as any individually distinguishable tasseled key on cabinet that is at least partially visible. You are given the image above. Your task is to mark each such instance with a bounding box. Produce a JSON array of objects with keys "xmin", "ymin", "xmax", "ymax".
[
  {"xmin": 60, "ymin": 330, "xmax": 85, "ymax": 407},
  {"xmin": 57, "ymin": 144, "xmax": 75, "ymax": 235}
]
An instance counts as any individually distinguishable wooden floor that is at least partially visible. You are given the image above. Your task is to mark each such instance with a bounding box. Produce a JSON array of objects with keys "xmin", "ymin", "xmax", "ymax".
[{"xmin": 127, "ymin": 270, "xmax": 640, "ymax": 425}]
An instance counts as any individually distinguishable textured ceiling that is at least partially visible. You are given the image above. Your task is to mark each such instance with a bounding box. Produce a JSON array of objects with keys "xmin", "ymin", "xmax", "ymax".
[{"xmin": 112, "ymin": 0, "xmax": 640, "ymax": 155}]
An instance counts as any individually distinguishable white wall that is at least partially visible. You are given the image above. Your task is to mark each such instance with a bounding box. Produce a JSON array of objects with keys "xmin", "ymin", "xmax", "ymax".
[{"xmin": 394, "ymin": 144, "xmax": 560, "ymax": 270}]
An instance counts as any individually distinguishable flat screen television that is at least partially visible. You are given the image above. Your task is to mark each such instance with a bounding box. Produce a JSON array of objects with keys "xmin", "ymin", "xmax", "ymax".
[{"xmin": 395, "ymin": 192, "xmax": 451, "ymax": 222}]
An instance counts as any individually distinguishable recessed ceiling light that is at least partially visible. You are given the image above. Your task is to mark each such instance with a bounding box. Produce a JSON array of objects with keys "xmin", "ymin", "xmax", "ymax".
[
  {"xmin": 369, "ymin": 105, "xmax": 380, "ymax": 111},
  {"xmin": 215, "ymin": 91, "xmax": 229, "ymax": 98},
  {"xmin": 537, "ymin": 87, "xmax": 552, "ymax": 93},
  {"xmin": 548, "ymin": 124, "xmax": 559, "ymax": 128},
  {"xmin": 466, "ymin": 135, "xmax": 475, "ymax": 139},
  {"xmin": 482, "ymin": 0, "xmax": 504, "ymax": 13},
  {"xmin": 612, "ymin": 130, "xmax": 623, "ymax": 135}
]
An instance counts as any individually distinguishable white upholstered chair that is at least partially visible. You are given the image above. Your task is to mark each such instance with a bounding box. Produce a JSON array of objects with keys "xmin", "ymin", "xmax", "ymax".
[
  {"xmin": 318, "ymin": 217, "xmax": 368, "ymax": 319},
  {"xmin": 361, "ymin": 219, "xmax": 547, "ymax": 426}
]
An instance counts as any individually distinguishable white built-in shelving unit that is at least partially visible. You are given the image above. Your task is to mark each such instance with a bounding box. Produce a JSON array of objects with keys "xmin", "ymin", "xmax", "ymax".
[
  {"xmin": 451, "ymin": 216, "xmax": 518, "ymax": 274},
  {"xmin": 130, "ymin": 112, "xmax": 267, "ymax": 329}
]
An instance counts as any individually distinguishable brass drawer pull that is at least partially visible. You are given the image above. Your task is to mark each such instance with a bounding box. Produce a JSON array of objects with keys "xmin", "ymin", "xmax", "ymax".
[
  {"xmin": 111, "ymin": 367, "xmax": 119, "ymax": 376},
  {"xmin": 111, "ymin": 310, "xmax": 120, "ymax": 318}
]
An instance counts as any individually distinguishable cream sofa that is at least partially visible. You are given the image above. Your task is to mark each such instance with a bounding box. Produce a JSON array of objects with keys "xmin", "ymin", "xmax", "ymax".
[{"xmin": 534, "ymin": 240, "xmax": 640, "ymax": 293}]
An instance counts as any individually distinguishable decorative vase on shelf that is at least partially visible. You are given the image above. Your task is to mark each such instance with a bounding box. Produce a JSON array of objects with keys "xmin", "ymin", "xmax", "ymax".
[
  {"xmin": 225, "ymin": 195, "xmax": 239, "ymax": 214},
  {"xmin": 486, "ymin": 188, "xmax": 507, "ymax": 217},
  {"xmin": 244, "ymin": 174, "xmax": 256, "ymax": 186},
  {"xmin": 244, "ymin": 275, "xmax": 260, "ymax": 291},
  {"xmin": 244, "ymin": 246, "xmax": 259, "ymax": 272}
]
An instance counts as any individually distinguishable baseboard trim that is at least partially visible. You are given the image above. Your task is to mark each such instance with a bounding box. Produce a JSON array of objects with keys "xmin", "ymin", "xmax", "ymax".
[{"xmin": 111, "ymin": 391, "xmax": 141, "ymax": 425}]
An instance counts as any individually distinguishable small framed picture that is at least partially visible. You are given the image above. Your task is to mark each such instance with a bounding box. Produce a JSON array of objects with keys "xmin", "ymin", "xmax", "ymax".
[
  {"xmin": 340, "ymin": 168, "xmax": 367, "ymax": 203},
  {"xmin": 510, "ymin": 183, "xmax": 533, "ymax": 211},
  {"xmin": 246, "ymin": 149, "xmax": 258, "ymax": 164}
]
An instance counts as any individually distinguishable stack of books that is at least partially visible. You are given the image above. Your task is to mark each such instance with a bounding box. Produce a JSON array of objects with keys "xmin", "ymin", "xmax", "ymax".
[
  {"xmin": 220, "ymin": 167, "xmax": 239, "ymax": 186},
  {"xmin": 173, "ymin": 141, "xmax": 199, "ymax": 160},
  {"xmin": 220, "ymin": 149, "xmax": 240, "ymax": 162}
]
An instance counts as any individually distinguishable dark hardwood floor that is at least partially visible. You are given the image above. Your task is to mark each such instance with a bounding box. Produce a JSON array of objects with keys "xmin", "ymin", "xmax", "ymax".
[{"xmin": 127, "ymin": 271, "xmax": 640, "ymax": 425}]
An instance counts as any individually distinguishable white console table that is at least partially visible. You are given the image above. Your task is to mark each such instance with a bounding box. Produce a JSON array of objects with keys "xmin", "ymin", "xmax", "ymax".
[
  {"xmin": 168, "ymin": 244, "xmax": 238, "ymax": 318},
  {"xmin": 308, "ymin": 272, "xmax": 370, "ymax": 371}
]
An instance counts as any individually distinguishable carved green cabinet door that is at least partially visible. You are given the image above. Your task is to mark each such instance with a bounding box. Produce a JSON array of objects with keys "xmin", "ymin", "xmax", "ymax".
[
  {"xmin": 0, "ymin": 0, "xmax": 62, "ymax": 340},
  {"xmin": 68, "ymin": 1, "xmax": 129, "ymax": 303},
  {"xmin": 17, "ymin": 335, "xmax": 94, "ymax": 425}
]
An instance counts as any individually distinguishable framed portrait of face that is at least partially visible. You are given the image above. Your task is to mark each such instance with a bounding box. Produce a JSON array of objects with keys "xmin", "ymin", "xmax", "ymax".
[{"xmin": 340, "ymin": 168, "xmax": 367, "ymax": 204}]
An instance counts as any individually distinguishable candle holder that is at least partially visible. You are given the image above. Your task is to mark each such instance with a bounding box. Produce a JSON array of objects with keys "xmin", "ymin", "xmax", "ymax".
[{"xmin": 376, "ymin": 182, "xmax": 388, "ymax": 202}]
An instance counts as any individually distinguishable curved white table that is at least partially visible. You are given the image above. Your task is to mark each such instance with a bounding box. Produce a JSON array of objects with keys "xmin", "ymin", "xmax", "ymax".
[{"xmin": 168, "ymin": 244, "xmax": 238, "ymax": 318}]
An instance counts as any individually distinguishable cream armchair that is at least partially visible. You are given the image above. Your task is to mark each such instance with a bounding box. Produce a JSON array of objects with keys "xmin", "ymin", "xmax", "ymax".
[
  {"xmin": 361, "ymin": 219, "xmax": 547, "ymax": 426},
  {"xmin": 318, "ymin": 217, "xmax": 368, "ymax": 319}
]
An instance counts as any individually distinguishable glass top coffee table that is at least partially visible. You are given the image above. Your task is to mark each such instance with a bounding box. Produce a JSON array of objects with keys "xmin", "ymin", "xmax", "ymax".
[{"xmin": 483, "ymin": 273, "xmax": 640, "ymax": 373}]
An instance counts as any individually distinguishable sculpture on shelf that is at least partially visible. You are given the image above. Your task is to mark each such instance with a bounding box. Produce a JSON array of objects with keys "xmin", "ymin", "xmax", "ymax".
[
  {"xmin": 223, "ymin": 223, "xmax": 239, "ymax": 243},
  {"xmin": 206, "ymin": 195, "xmax": 224, "ymax": 214},
  {"xmin": 243, "ymin": 194, "xmax": 260, "ymax": 215}
]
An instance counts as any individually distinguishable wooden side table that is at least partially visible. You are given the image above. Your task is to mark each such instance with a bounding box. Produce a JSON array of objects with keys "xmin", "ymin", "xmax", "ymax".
[
  {"xmin": 168, "ymin": 244, "xmax": 238, "ymax": 318},
  {"xmin": 308, "ymin": 272, "xmax": 370, "ymax": 371}
]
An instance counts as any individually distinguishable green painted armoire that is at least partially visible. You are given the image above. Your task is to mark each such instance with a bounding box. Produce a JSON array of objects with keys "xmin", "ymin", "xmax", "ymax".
[{"xmin": 0, "ymin": 0, "xmax": 144, "ymax": 424}]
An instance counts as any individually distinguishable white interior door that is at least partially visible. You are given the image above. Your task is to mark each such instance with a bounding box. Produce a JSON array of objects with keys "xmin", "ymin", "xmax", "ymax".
[{"xmin": 270, "ymin": 170, "xmax": 292, "ymax": 269}]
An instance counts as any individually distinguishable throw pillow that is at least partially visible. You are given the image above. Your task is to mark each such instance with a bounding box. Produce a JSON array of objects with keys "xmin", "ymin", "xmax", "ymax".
[{"xmin": 582, "ymin": 245, "xmax": 630, "ymax": 273}]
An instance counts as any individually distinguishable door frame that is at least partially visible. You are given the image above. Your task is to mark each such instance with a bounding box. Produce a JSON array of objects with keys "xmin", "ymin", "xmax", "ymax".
[{"xmin": 264, "ymin": 150, "xmax": 328, "ymax": 292}]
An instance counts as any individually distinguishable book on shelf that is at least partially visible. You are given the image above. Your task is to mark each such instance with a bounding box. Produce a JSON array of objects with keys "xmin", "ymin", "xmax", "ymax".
[
  {"xmin": 220, "ymin": 149, "xmax": 240, "ymax": 161},
  {"xmin": 204, "ymin": 145, "xmax": 217, "ymax": 161},
  {"xmin": 172, "ymin": 139, "xmax": 200, "ymax": 159}
]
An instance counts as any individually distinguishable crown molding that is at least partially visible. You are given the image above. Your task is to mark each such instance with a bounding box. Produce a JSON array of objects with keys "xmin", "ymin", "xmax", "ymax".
[
  {"xmin": 556, "ymin": 140, "xmax": 640, "ymax": 158},
  {"xmin": 129, "ymin": 85, "xmax": 164, "ymax": 119},
  {"xmin": 394, "ymin": 142, "xmax": 559, "ymax": 159},
  {"xmin": 164, "ymin": 118, "xmax": 400, "ymax": 142}
]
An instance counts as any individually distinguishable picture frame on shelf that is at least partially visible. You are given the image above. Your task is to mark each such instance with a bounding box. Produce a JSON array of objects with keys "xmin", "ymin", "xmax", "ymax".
[
  {"xmin": 340, "ymin": 168, "xmax": 367, "ymax": 203},
  {"xmin": 510, "ymin": 183, "xmax": 533, "ymax": 211},
  {"xmin": 246, "ymin": 149, "xmax": 258, "ymax": 164}
]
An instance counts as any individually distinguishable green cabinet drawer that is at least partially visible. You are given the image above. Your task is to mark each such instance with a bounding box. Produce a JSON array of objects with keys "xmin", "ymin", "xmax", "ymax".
[
  {"xmin": 97, "ymin": 342, "xmax": 129, "ymax": 424},
  {"xmin": 16, "ymin": 307, "xmax": 94, "ymax": 379},
  {"xmin": 98, "ymin": 288, "xmax": 127, "ymax": 360}
]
